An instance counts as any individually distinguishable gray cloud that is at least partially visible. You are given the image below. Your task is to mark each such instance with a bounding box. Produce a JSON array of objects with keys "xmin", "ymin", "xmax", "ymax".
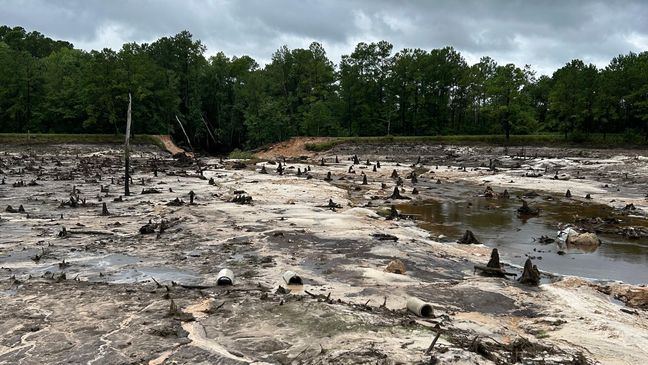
[{"xmin": 1, "ymin": 0, "xmax": 647, "ymax": 74}]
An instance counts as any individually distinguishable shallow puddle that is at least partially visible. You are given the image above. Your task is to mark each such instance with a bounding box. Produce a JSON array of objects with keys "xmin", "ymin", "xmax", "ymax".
[{"xmin": 398, "ymin": 191, "xmax": 648, "ymax": 284}]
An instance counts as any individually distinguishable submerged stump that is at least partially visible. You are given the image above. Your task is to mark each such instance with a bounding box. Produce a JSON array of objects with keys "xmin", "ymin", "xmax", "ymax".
[{"xmin": 517, "ymin": 200, "xmax": 539, "ymax": 217}]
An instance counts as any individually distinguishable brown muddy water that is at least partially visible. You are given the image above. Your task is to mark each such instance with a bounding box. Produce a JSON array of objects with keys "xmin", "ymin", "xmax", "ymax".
[{"xmin": 398, "ymin": 189, "xmax": 648, "ymax": 284}]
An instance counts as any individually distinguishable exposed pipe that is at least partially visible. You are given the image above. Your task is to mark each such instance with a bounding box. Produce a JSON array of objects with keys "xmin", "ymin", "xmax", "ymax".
[
  {"xmin": 217, "ymin": 269, "xmax": 234, "ymax": 286},
  {"xmin": 406, "ymin": 297, "xmax": 434, "ymax": 317},
  {"xmin": 282, "ymin": 271, "xmax": 303, "ymax": 285}
]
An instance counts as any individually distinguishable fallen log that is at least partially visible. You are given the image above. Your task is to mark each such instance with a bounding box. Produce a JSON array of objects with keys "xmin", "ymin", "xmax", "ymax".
[{"xmin": 473, "ymin": 265, "xmax": 517, "ymax": 277}]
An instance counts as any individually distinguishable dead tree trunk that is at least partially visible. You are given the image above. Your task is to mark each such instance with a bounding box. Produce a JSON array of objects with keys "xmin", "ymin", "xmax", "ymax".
[
  {"xmin": 124, "ymin": 93, "xmax": 132, "ymax": 196},
  {"xmin": 175, "ymin": 115, "xmax": 201, "ymax": 173}
]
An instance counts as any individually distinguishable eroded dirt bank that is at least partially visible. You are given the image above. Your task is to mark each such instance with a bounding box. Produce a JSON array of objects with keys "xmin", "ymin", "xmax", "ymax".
[{"xmin": 0, "ymin": 142, "xmax": 647, "ymax": 364}]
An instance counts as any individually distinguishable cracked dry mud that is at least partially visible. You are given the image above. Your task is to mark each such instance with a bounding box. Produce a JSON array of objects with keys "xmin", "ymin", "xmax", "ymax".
[{"xmin": 0, "ymin": 142, "xmax": 647, "ymax": 364}]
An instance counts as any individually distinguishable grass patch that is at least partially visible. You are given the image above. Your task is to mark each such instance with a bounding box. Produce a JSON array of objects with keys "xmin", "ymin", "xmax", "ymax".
[
  {"xmin": 0, "ymin": 133, "xmax": 165, "ymax": 149},
  {"xmin": 228, "ymin": 148, "xmax": 256, "ymax": 159},
  {"xmin": 304, "ymin": 134, "xmax": 648, "ymax": 152}
]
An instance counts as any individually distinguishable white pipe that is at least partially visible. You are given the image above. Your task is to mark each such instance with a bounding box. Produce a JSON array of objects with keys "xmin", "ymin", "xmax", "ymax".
[
  {"xmin": 217, "ymin": 269, "xmax": 234, "ymax": 286},
  {"xmin": 282, "ymin": 271, "xmax": 303, "ymax": 285},
  {"xmin": 407, "ymin": 297, "xmax": 433, "ymax": 317}
]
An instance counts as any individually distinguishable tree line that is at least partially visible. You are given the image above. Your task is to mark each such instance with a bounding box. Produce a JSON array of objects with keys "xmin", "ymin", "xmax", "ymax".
[{"xmin": 1, "ymin": 25, "xmax": 647, "ymax": 151}]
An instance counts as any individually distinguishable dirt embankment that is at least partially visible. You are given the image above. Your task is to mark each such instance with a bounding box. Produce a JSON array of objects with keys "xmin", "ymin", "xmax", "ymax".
[
  {"xmin": 254, "ymin": 137, "xmax": 331, "ymax": 160},
  {"xmin": 155, "ymin": 135, "xmax": 188, "ymax": 156}
]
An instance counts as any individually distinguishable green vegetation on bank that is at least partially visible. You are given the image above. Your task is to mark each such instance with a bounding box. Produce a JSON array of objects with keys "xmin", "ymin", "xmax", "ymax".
[
  {"xmin": 1, "ymin": 25, "xmax": 648, "ymax": 153},
  {"xmin": 304, "ymin": 133, "xmax": 648, "ymax": 152},
  {"xmin": 227, "ymin": 148, "xmax": 256, "ymax": 159},
  {"xmin": 0, "ymin": 133, "xmax": 164, "ymax": 148}
]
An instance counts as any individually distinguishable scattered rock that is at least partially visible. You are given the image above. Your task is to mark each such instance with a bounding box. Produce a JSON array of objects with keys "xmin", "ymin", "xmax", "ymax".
[
  {"xmin": 384, "ymin": 259, "xmax": 406, "ymax": 274},
  {"xmin": 566, "ymin": 232, "xmax": 601, "ymax": 246}
]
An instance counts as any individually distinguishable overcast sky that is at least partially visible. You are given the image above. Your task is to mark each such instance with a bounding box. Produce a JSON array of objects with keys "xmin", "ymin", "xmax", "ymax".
[{"xmin": 2, "ymin": 0, "xmax": 647, "ymax": 74}]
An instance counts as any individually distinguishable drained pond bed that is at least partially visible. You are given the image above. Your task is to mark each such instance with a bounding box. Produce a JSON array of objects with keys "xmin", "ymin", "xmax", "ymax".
[{"xmin": 1, "ymin": 141, "xmax": 647, "ymax": 364}]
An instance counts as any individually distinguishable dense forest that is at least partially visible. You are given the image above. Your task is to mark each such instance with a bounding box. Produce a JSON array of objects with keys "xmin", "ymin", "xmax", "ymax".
[{"xmin": 1, "ymin": 25, "xmax": 647, "ymax": 151}]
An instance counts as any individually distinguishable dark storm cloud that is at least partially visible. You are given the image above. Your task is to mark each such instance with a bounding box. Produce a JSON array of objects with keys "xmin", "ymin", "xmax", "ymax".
[{"xmin": 1, "ymin": 0, "xmax": 647, "ymax": 74}]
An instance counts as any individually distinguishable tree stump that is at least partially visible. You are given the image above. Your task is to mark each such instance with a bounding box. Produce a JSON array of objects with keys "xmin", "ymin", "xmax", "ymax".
[
  {"xmin": 376, "ymin": 161, "xmax": 381, "ymax": 168},
  {"xmin": 391, "ymin": 169, "xmax": 399, "ymax": 178},
  {"xmin": 487, "ymin": 248, "xmax": 501, "ymax": 269},
  {"xmin": 327, "ymin": 199, "xmax": 342, "ymax": 209},
  {"xmin": 458, "ymin": 230, "xmax": 481, "ymax": 244},
  {"xmin": 324, "ymin": 172, "xmax": 332, "ymax": 182},
  {"xmin": 389, "ymin": 186, "xmax": 410, "ymax": 200},
  {"xmin": 518, "ymin": 258, "xmax": 541, "ymax": 286},
  {"xmin": 335, "ymin": 155, "xmax": 339, "ymax": 163},
  {"xmin": 387, "ymin": 205, "xmax": 400, "ymax": 220},
  {"xmin": 517, "ymin": 200, "xmax": 539, "ymax": 217},
  {"xmin": 483, "ymin": 186, "xmax": 495, "ymax": 198},
  {"xmin": 362, "ymin": 175, "xmax": 368, "ymax": 185},
  {"xmin": 565, "ymin": 189, "xmax": 572, "ymax": 198},
  {"xmin": 101, "ymin": 202, "xmax": 110, "ymax": 216},
  {"xmin": 353, "ymin": 155, "xmax": 359, "ymax": 165}
]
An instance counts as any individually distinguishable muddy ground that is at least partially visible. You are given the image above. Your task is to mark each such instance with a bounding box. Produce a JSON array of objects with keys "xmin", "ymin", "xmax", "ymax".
[{"xmin": 0, "ymin": 142, "xmax": 647, "ymax": 364}]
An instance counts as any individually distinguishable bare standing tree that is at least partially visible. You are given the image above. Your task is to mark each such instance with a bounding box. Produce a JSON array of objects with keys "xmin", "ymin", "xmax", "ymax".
[{"xmin": 124, "ymin": 93, "xmax": 132, "ymax": 196}]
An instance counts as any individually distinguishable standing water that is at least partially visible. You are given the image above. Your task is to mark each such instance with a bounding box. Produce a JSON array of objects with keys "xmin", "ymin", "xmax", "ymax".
[{"xmin": 397, "ymin": 190, "xmax": 648, "ymax": 284}]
